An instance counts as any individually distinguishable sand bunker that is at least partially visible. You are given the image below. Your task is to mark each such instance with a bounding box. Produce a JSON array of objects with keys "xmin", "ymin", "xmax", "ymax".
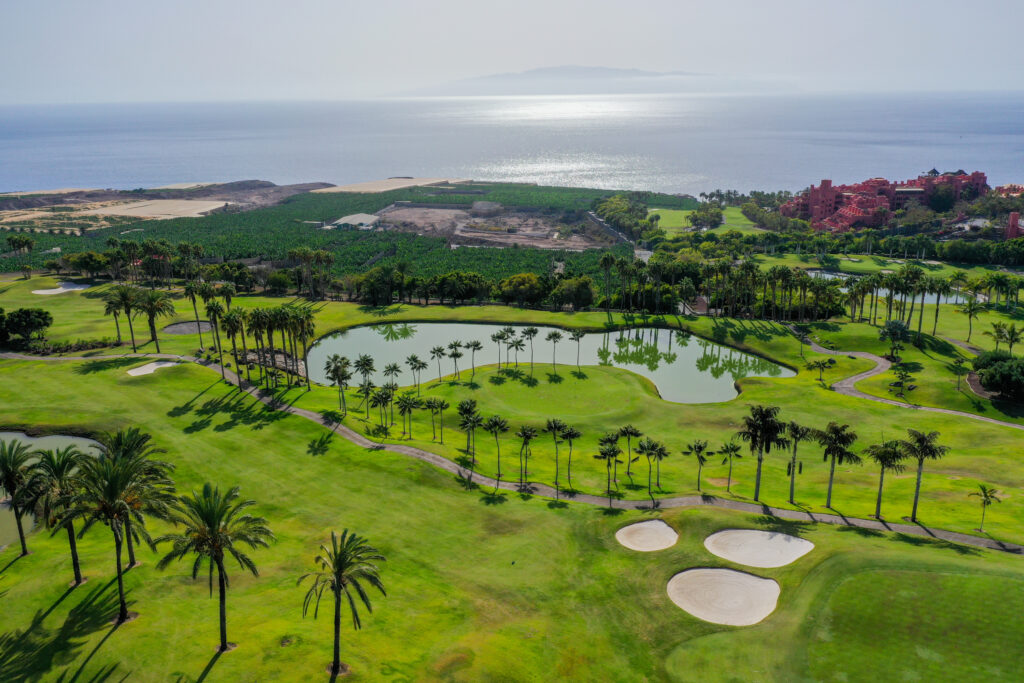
[
  {"xmin": 615, "ymin": 520, "xmax": 679, "ymax": 552},
  {"xmin": 704, "ymin": 529, "xmax": 814, "ymax": 568},
  {"xmin": 32, "ymin": 282, "xmax": 91, "ymax": 295},
  {"xmin": 163, "ymin": 321, "xmax": 213, "ymax": 334},
  {"xmin": 666, "ymin": 568, "xmax": 779, "ymax": 626},
  {"xmin": 127, "ymin": 361, "xmax": 179, "ymax": 376}
]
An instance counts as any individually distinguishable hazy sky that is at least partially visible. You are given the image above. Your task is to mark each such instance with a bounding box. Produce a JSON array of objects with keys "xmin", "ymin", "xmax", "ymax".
[{"xmin": 2, "ymin": 0, "xmax": 1023, "ymax": 104}]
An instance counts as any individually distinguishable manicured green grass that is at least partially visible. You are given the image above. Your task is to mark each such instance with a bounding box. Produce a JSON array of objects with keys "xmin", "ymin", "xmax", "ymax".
[
  {"xmin": 648, "ymin": 207, "xmax": 762, "ymax": 236},
  {"xmin": 748, "ymin": 253, "xmax": 1024, "ymax": 279},
  {"xmin": 2, "ymin": 359, "xmax": 1023, "ymax": 680}
]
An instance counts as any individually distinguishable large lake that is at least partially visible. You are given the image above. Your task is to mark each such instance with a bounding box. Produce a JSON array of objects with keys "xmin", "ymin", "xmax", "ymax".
[
  {"xmin": 0, "ymin": 432, "xmax": 100, "ymax": 550},
  {"xmin": 307, "ymin": 323, "xmax": 794, "ymax": 404}
]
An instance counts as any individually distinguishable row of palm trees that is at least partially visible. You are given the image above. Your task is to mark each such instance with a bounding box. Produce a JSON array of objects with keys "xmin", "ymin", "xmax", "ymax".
[{"xmin": 0, "ymin": 432, "xmax": 384, "ymax": 676}]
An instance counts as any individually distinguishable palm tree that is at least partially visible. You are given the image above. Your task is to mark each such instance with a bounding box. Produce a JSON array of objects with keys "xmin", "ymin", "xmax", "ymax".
[
  {"xmin": 899, "ymin": 429, "xmax": 949, "ymax": 523},
  {"xmin": 447, "ymin": 341, "xmax": 463, "ymax": 378},
  {"xmin": 137, "ymin": 289, "xmax": 175, "ymax": 353},
  {"xmin": 515, "ymin": 425, "xmax": 538, "ymax": 490},
  {"xmin": 560, "ymin": 425, "xmax": 581, "ymax": 492},
  {"xmin": 785, "ymin": 422, "xmax": 812, "ymax": 505},
  {"xmin": 26, "ymin": 446, "xmax": 88, "ymax": 583},
  {"xmin": 354, "ymin": 354, "xmax": 375, "ymax": 386},
  {"xmin": 157, "ymin": 484, "xmax": 274, "ymax": 652},
  {"xmin": 736, "ymin": 405, "xmax": 787, "ymax": 502},
  {"xmin": 220, "ymin": 309, "xmax": 246, "ymax": 389},
  {"xmin": 183, "ymin": 281, "xmax": 206, "ymax": 350},
  {"xmin": 957, "ymin": 298, "xmax": 983, "ymax": 342},
  {"xmin": 370, "ymin": 389, "xmax": 390, "ymax": 428},
  {"xmin": 430, "ymin": 346, "xmax": 446, "ymax": 382},
  {"xmin": 544, "ymin": 419, "xmax": 566, "ymax": 498},
  {"xmin": 805, "ymin": 359, "xmax": 830, "ymax": 383},
  {"xmin": 969, "ymin": 484, "xmax": 1001, "ymax": 532},
  {"xmin": 206, "ymin": 300, "xmax": 227, "ymax": 379},
  {"xmin": 509, "ymin": 338, "xmax": 525, "ymax": 368},
  {"xmin": 0, "ymin": 439, "xmax": 35, "ymax": 556},
  {"xmin": 299, "ymin": 530, "xmax": 386, "ymax": 678},
  {"xmin": 63, "ymin": 450, "xmax": 176, "ymax": 623},
  {"xmin": 931, "ymin": 277, "xmax": 952, "ymax": 335},
  {"xmin": 682, "ymin": 440, "xmax": 714, "ymax": 492},
  {"xmin": 383, "ymin": 363, "xmax": 402, "ymax": 423},
  {"xmin": 102, "ymin": 290, "xmax": 124, "ymax": 345},
  {"xmin": 983, "ymin": 321, "xmax": 1007, "ymax": 351},
  {"xmin": 435, "ymin": 399, "xmax": 450, "ymax": 445},
  {"xmin": 653, "ymin": 441, "xmax": 670, "ymax": 490},
  {"xmin": 618, "ymin": 424, "xmax": 642, "ymax": 479},
  {"xmin": 569, "ymin": 329, "xmax": 585, "ymax": 369},
  {"xmin": 594, "ymin": 443, "xmax": 621, "ymax": 507},
  {"xmin": 412, "ymin": 357, "xmax": 429, "ymax": 395},
  {"xmin": 324, "ymin": 355, "xmax": 352, "ymax": 415},
  {"xmin": 357, "ymin": 381, "xmax": 375, "ymax": 419},
  {"xmin": 863, "ymin": 440, "xmax": 905, "ymax": 519},
  {"xmin": 719, "ymin": 441, "xmax": 742, "ymax": 493},
  {"xmin": 396, "ymin": 392, "xmax": 420, "ymax": 439},
  {"xmin": 816, "ymin": 422, "xmax": 860, "ymax": 509},
  {"xmin": 484, "ymin": 416, "xmax": 509, "ymax": 491},
  {"xmin": 636, "ymin": 437, "xmax": 657, "ymax": 501},
  {"xmin": 1005, "ymin": 323, "xmax": 1022, "ymax": 355},
  {"xmin": 465, "ymin": 340, "xmax": 483, "ymax": 377},
  {"xmin": 107, "ymin": 284, "xmax": 141, "ymax": 352},
  {"xmin": 545, "ymin": 330, "xmax": 562, "ymax": 369},
  {"xmin": 599, "ymin": 432, "xmax": 623, "ymax": 490},
  {"xmin": 521, "ymin": 327, "xmax": 538, "ymax": 371},
  {"xmin": 490, "ymin": 332, "xmax": 504, "ymax": 367}
]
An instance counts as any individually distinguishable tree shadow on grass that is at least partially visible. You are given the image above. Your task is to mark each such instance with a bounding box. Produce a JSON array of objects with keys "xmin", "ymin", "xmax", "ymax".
[
  {"xmin": 890, "ymin": 532, "xmax": 980, "ymax": 556},
  {"xmin": 479, "ymin": 491, "xmax": 507, "ymax": 506},
  {"xmin": 0, "ymin": 581, "xmax": 121, "ymax": 682},
  {"xmin": 570, "ymin": 369, "xmax": 588, "ymax": 380},
  {"xmin": 73, "ymin": 359, "xmax": 138, "ymax": 375},
  {"xmin": 836, "ymin": 525, "xmax": 884, "ymax": 538},
  {"xmin": 307, "ymin": 433, "xmax": 334, "ymax": 456},
  {"xmin": 752, "ymin": 515, "xmax": 814, "ymax": 537},
  {"xmin": 545, "ymin": 372, "xmax": 563, "ymax": 384}
]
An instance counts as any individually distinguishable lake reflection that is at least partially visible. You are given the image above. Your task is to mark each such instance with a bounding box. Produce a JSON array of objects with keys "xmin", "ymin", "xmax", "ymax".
[{"xmin": 308, "ymin": 323, "xmax": 794, "ymax": 404}]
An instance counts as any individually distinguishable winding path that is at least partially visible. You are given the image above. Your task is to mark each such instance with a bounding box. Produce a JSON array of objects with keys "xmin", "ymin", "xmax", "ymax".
[
  {"xmin": 793, "ymin": 329, "xmax": 1024, "ymax": 432},
  {"xmin": 2, "ymin": 350, "xmax": 1021, "ymax": 555}
]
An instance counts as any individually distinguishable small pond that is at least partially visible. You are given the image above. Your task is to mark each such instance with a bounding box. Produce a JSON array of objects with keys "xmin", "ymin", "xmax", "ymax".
[
  {"xmin": 307, "ymin": 323, "xmax": 794, "ymax": 404},
  {"xmin": 0, "ymin": 432, "xmax": 100, "ymax": 550}
]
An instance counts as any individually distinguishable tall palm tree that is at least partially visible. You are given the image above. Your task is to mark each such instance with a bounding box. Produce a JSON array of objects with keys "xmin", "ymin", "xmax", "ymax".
[
  {"xmin": 107, "ymin": 284, "xmax": 141, "ymax": 352},
  {"xmin": 599, "ymin": 432, "xmax": 623, "ymax": 490},
  {"xmin": 0, "ymin": 439, "xmax": 35, "ymax": 556},
  {"xmin": 102, "ymin": 290, "xmax": 124, "ymax": 345},
  {"xmin": 465, "ymin": 340, "xmax": 483, "ymax": 377},
  {"xmin": 560, "ymin": 425, "xmax": 581, "ymax": 492},
  {"xmin": 736, "ymin": 405, "xmax": 787, "ymax": 502},
  {"xmin": 137, "ymin": 289, "xmax": 176, "ymax": 353},
  {"xmin": 594, "ymin": 443, "xmax": 621, "ymax": 507},
  {"xmin": 183, "ymin": 281, "xmax": 206, "ymax": 350},
  {"xmin": 63, "ymin": 451, "xmax": 176, "ymax": 623},
  {"xmin": 515, "ymin": 425, "xmax": 538, "ymax": 490},
  {"xmin": 299, "ymin": 530, "xmax": 386, "ymax": 678},
  {"xmin": 957, "ymin": 298, "xmax": 983, "ymax": 342},
  {"xmin": 220, "ymin": 309, "xmax": 247, "ymax": 389},
  {"xmin": 447, "ymin": 341, "xmax": 464, "ymax": 378},
  {"xmin": 863, "ymin": 440, "xmax": 905, "ymax": 519},
  {"xmin": 396, "ymin": 392, "xmax": 420, "ymax": 439},
  {"xmin": 785, "ymin": 422, "xmax": 812, "ymax": 505},
  {"xmin": 26, "ymin": 446, "xmax": 88, "ymax": 584},
  {"xmin": 157, "ymin": 484, "xmax": 274, "ymax": 652},
  {"xmin": 521, "ymin": 327, "xmax": 538, "ymax": 371},
  {"xmin": 325, "ymin": 355, "xmax": 352, "ymax": 415},
  {"xmin": 490, "ymin": 332, "xmax": 504, "ymax": 368},
  {"xmin": 430, "ymin": 346, "xmax": 446, "ymax": 382},
  {"xmin": 652, "ymin": 441, "xmax": 670, "ymax": 490},
  {"xmin": 618, "ymin": 424, "xmax": 642, "ymax": 479},
  {"xmin": 508, "ymin": 338, "xmax": 525, "ymax": 368},
  {"xmin": 354, "ymin": 354, "xmax": 375, "ymax": 386},
  {"xmin": 899, "ymin": 429, "xmax": 949, "ymax": 523},
  {"xmin": 206, "ymin": 300, "xmax": 227, "ymax": 379},
  {"xmin": 435, "ymin": 399, "xmax": 450, "ymax": 445},
  {"xmin": 545, "ymin": 330, "xmax": 562, "ymax": 369},
  {"xmin": 682, "ymin": 440, "xmax": 714, "ymax": 492},
  {"xmin": 636, "ymin": 437, "xmax": 657, "ymax": 501},
  {"xmin": 570, "ymin": 329, "xmax": 586, "ymax": 369},
  {"xmin": 544, "ymin": 419, "xmax": 566, "ymax": 499},
  {"xmin": 719, "ymin": 441, "xmax": 742, "ymax": 493},
  {"xmin": 931, "ymin": 277, "xmax": 952, "ymax": 335},
  {"xmin": 484, "ymin": 415, "xmax": 509, "ymax": 491},
  {"xmin": 969, "ymin": 484, "xmax": 1001, "ymax": 532},
  {"xmin": 816, "ymin": 422, "xmax": 860, "ymax": 509},
  {"xmin": 1005, "ymin": 323, "xmax": 1022, "ymax": 355}
]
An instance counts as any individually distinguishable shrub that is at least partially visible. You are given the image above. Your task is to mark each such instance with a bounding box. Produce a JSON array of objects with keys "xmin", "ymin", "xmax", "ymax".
[
  {"xmin": 973, "ymin": 349, "xmax": 1014, "ymax": 372},
  {"xmin": 978, "ymin": 358, "xmax": 1024, "ymax": 400}
]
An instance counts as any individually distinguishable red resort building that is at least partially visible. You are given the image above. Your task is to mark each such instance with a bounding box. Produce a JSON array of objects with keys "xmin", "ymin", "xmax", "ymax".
[{"xmin": 780, "ymin": 171, "xmax": 988, "ymax": 232}]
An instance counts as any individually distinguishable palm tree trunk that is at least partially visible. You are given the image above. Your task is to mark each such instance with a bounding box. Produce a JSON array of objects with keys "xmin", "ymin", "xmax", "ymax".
[
  {"xmin": 439, "ymin": 411, "xmax": 444, "ymax": 444},
  {"xmin": 494, "ymin": 437, "xmax": 502, "ymax": 486},
  {"xmin": 12, "ymin": 502, "xmax": 28, "ymax": 556},
  {"xmin": 217, "ymin": 560, "xmax": 229, "ymax": 651},
  {"xmin": 875, "ymin": 468, "xmax": 885, "ymax": 519},
  {"xmin": 149, "ymin": 318, "xmax": 161, "ymax": 353},
  {"xmin": 911, "ymin": 458, "xmax": 924, "ymax": 522},
  {"xmin": 332, "ymin": 588, "xmax": 342, "ymax": 675},
  {"xmin": 67, "ymin": 522, "xmax": 83, "ymax": 584},
  {"xmin": 125, "ymin": 517, "xmax": 137, "ymax": 567},
  {"xmin": 192, "ymin": 300, "xmax": 205, "ymax": 349},
  {"xmin": 647, "ymin": 456, "xmax": 653, "ymax": 502},
  {"xmin": 114, "ymin": 531, "xmax": 128, "ymax": 623},
  {"xmin": 239, "ymin": 332, "xmax": 252, "ymax": 385},
  {"xmin": 753, "ymin": 450, "xmax": 764, "ymax": 501},
  {"xmin": 726, "ymin": 457, "xmax": 733, "ymax": 492},
  {"xmin": 826, "ymin": 456, "xmax": 837, "ymax": 508},
  {"xmin": 127, "ymin": 315, "xmax": 138, "ymax": 353},
  {"xmin": 113, "ymin": 313, "xmax": 122, "ymax": 344},
  {"xmin": 229, "ymin": 335, "xmax": 242, "ymax": 389},
  {"xmin": 789, "ymin": 453, "xmax": 797, "ymax": 504}
]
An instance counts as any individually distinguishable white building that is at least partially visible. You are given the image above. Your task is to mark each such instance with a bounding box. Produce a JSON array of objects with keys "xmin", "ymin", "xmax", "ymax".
[{"xmin": 330, "ymin": 213, "xmax": 380, "ymax": 230}]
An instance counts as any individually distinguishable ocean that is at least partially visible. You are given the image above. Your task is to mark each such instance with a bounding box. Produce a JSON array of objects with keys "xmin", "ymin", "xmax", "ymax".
[{"xmin": 1, "ymin": 92, "xmax": 1022, "ymax": 195}]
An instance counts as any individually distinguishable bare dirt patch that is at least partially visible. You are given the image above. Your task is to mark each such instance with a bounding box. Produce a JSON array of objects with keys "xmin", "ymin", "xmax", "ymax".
[
  {"xmin": 380, "ymin": 206, "xmax": 607, "ymax": 250},
  {"xmin": 82, "ymin": 199, "xmax": 231, "ymax": 219},
  {"xmin": 163, "ymin": 321, "xmax": 213, "ymax": 334}
]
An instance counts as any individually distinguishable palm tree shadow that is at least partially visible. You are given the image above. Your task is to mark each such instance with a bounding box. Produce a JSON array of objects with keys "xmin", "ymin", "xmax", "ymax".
[
  {"xmin": 73, "ymin": 359, "xmax": 139, "ymax": 375},
  {"xmin": 479, "ymin": 491, "xmax": 507, "ymax": 505},
  {"xmin": 192, "ymin": 650, "xmax": 222, "ymax": 683},
  {"xmin": 306, "ymin": 433, "xmax": 334, "ymax": 456},
  {"xmin": 753, "ymin": 515, "xmax": 813, "ymax": 537},
  {"xmin": 0, "ymin": 581, "xmax": 121, "ymax": 682}
]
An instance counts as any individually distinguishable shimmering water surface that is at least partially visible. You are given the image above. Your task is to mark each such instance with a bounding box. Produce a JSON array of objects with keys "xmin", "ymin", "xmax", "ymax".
[{"xmin": 307, "ymin": 322, "xmax": 794, "ymax": 404}]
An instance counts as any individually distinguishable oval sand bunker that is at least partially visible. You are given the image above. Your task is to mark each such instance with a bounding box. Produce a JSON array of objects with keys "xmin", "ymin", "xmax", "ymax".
[
  {"xmin": 32, "ymin": 281, "xmax": 91, "ymax": 295},
  {"xmin": 666, "ymin": 568, "xmax": 779, "ymax": 626},
  {"xmin": 127, "ymin": 361, "xmax": 180, "ymax": 376},
  {"xmin": 615, "ymin": 520, "xmax": 678, "ymax": 552},
  {"xmin": 704, "ymin": 529, "xmax": 814, "ymax": 568}
]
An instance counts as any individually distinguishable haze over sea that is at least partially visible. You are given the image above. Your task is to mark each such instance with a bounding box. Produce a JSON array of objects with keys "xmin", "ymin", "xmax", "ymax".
[{"xmin": 2, "ymin": 92, "xmax": 1022, "ymax": 195}]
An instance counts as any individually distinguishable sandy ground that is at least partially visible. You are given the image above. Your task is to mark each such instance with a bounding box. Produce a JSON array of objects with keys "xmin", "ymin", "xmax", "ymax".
[
  {"xmin": 704, "ymin": 529, "xmax": 815, "ymax": 568},
  {"xmin": 382, "ymin": 206, "xmax": 600, "ymax": 249},
  {"xmin": 314, "ymin": 178, "xmax": 470, "ymax": 193},
  {"xmin": 31, "ymin": 282, "xmax": 92, "ymax": 295},
  {"xmin": 666, "ymin": 568, "xmax": 780, "ymax": 626},
  {"xmin": 0, "ymin": 188, "xmax": 97, "ymax": 196},
  {"xmin": 615, "ymin": 520, "xmax": 678, "ymax": 551},
  {"xmin": 82, "ymin": 200, "xmax": 229, "ymax": 219},
  {"xmin": 127, "ymin": 361, "xmax": 180, "ymax": 377}
]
